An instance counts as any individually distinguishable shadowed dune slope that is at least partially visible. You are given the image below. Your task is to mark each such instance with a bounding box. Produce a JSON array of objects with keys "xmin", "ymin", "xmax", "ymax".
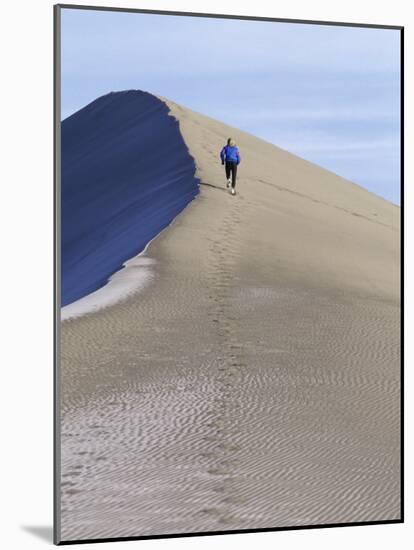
[{"xmin": 61, "ymin": 90, "xmax": 199, "ymax": 306}]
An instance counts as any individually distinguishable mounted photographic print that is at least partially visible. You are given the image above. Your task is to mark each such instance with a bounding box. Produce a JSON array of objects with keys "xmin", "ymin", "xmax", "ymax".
[{"xmin": 54, "ymin": 4, "xmax": 403, "ymax": 544}]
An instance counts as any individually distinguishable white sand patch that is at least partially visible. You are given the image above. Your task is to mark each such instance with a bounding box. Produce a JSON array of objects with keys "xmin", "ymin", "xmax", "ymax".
[{"xmin": 61, "ymin": 253, "xmax": 155, "ymax": 321}]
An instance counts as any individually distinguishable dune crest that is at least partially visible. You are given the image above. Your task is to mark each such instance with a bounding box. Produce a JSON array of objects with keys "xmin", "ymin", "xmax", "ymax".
[{"xmin": 61, "ymin": 90, "xmax": 199, "ymax": 307}]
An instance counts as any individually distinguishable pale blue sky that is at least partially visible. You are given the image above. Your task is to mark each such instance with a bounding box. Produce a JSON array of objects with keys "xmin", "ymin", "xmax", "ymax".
[{"xmin": 61, "ymin": 8, "xmax": 401, "ymax": 204}]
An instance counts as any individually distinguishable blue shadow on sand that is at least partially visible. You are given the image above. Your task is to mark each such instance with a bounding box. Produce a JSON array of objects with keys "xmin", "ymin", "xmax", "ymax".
[{"xmin": 61, "ymin": 90, "xmax": 200, "ymax": 307}]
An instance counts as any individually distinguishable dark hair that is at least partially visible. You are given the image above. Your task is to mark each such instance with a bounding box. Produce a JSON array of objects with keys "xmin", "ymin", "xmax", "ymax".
[{"xmin": 227, "ymin": 138, "xmax": 232, "ymax": 145}]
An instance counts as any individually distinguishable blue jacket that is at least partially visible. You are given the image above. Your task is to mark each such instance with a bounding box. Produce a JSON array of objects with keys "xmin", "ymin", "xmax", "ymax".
[{"xmin": 220, "ymin": 145, "xmax": 241, "ymax": 165}]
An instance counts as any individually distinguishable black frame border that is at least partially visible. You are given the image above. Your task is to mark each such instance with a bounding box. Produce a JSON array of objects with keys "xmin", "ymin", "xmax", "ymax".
[{"xmin": 53, "ymin": 3, "xmax": 404, "ymax": 545}]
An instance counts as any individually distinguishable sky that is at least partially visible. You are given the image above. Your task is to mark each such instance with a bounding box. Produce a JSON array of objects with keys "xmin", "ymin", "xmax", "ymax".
[{"xmin": 61, "ymin": 8, "xmax": 401, "ymax": 204}]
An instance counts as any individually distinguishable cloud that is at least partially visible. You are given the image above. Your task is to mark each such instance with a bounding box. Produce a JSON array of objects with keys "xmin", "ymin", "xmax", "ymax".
[
  {"xmin": 278, "ymin": 136, "xmax": 399, "ymax": 155},
  {"xmin": 222, "ymin": 107, "xmax": 398, "ymax": 123}
]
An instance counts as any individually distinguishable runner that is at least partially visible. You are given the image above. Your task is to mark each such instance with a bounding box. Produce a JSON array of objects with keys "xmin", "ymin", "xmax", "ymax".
[{"xmin": 220, "ymin": 138, "xmax": 241, "ymax": 195}]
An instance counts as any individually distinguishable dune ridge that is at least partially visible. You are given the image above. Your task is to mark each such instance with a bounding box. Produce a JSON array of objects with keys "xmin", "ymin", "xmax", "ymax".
[
  {"xmin": 61, "ymin": 90, "xmax": 199, "ymax": 307},
  {"xmin": 59, "ymin": 91, "xmax": 400, "ymax": 541}
]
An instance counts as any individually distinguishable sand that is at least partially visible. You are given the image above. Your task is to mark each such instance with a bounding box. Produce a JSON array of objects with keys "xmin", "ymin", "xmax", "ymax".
[{"xmin": 58, "ymin": 94, "xmax": 400, "ymax": 541}]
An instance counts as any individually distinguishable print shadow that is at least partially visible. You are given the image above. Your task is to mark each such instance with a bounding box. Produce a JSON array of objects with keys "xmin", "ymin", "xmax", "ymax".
[{"xmin": 21, "ymin": 525, "xmax": 53, "ymax": 543}]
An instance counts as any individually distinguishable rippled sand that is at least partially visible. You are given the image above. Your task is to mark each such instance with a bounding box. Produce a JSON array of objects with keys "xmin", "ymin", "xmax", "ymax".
[{"xmin": 59, "ymin": 98, "xmax": 400, "ymax": 541}]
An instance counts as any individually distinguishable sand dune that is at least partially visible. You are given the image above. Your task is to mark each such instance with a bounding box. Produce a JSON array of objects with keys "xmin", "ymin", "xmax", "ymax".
[{"xmin": 59, "ymin": 91, "xmax": 400, "ymax": 541}]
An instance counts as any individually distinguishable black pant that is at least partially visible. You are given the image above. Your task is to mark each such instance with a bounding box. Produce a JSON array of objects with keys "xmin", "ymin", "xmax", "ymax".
[{"xmin": 225, "ymin": 161, "xmax": 237, "ymax": 189}]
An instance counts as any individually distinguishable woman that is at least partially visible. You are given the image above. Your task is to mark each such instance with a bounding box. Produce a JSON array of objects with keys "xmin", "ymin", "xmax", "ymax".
[{"xmin": 220, "ymin": 138, "xmax": 241, "ymax": 195}]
